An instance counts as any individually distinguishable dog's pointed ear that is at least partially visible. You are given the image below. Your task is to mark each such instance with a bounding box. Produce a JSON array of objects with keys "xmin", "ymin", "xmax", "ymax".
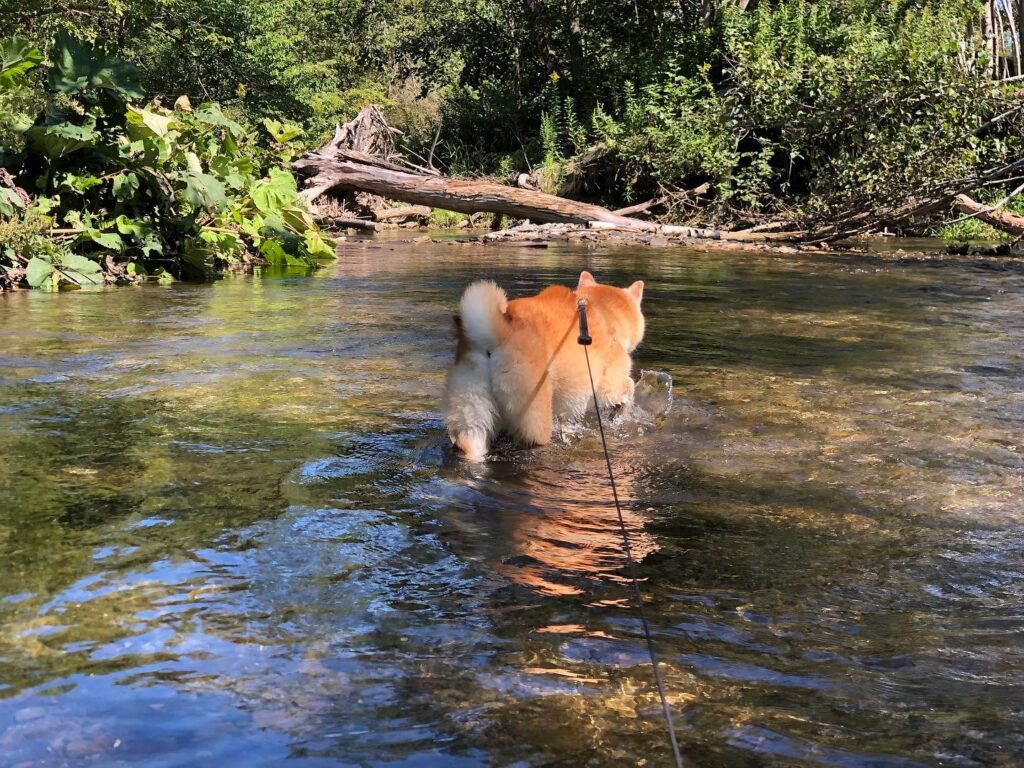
[
  {"xmin": 627, "ymin": 280, "xmax": 644, "ymax": 303},
  {"xmin": 578, "ymin": 270, "xmax": 597, "ymax": 288}
]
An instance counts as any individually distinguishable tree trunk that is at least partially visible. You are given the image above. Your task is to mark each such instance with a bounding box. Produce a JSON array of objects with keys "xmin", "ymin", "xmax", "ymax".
[
  {"xmin": 952, "ymin": 193, "xmax": 1024, "ymax": 235},
  {"xmin": 1003, "ymin": 0, "xmax": 1022, "ymax": 76},
  {"xmin": 1019, "ymin": 0, "xmax": 1024, "ymax": 78},
  {"xmin": 984, "ymin": 0, "xmax": 998, "ymax": 79},
  {"xmin": 294, "ymin": 154, "xmax": 747, "ymax": 238},
  {"xmin": 373, "ymin": 205, "xmax": 431, "ymax": 221}
]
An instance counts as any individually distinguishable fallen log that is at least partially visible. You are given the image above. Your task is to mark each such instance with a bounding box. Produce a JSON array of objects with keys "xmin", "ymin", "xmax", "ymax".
[
  {"xmin": 373, "ymin": 205, "xmax": 431, "ymax": 222},
  {"xmin": 952, "ymin": 192, "xmax": 1024, "ymax": 236},
  {"xmin": 612, "ymin": 197, "xmax": 666, "ymax": 216},
  {"xmin": 292, "ymin": 152, "xmax": 777, "ymax": 240},
  {"xmin": 319, "ymin": 215, "xmax": 380, "ymax": 232},
  {"xmin": 295, "ymin": 106, "xmax": 757, "ymax": 239}
]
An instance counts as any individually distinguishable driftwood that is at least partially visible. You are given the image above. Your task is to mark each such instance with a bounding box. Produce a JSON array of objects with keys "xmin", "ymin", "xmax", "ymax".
[
  {"xmin": 295, "ymin": 108, "xmax": 774, "ymax": 241},
  {"xmin": 798, "ymin": 151, "xmax": 1024, "ymax": 242},
  {"xmin": 320, "ymin": 215, "xmax": 380, "ymax": 232},
  {"xmin": 299, "ymin": 106, "xmax": 1024, "ymax": 246},
  {"xmin": 373, "ymin": 205, "xmax": 431, "ymax": 222},
  {"xmin": 952, "ymin": 193, "xmax": 1024, "ymax": 236},
  {"xmin": 612, "ymin": 197, "xmax": 666, "ymax": 216}
]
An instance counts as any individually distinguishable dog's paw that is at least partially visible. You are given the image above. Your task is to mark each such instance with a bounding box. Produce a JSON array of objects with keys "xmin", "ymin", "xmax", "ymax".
[
  {"xmin": 453, "ymin": 429, "xmax": 489, "ymax": 462},
  {"xmin": 603, "ymin": 377, "xmax": 635, "ymax": 409}
]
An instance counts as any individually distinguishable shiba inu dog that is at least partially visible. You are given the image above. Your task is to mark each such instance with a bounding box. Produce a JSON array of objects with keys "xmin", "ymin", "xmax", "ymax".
[{"xmin": 444, "ymin": 271, "xmax": 645, "ymax": 460}]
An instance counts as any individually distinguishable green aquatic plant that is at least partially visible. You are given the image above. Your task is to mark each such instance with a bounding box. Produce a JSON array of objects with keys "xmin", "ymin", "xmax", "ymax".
[{"xmin": 0, "ymin": 33, "xmax": 334, "ymax": 290}]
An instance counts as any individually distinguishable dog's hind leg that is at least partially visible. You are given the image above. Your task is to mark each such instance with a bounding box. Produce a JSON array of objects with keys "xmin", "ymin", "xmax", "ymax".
[
  {"xmin": 444, "ymin": 352, "xmax": 497, "ymax": 460},
  {"xmin": 492, "ymin": 351, "xmax": 554, "ymax": 447}
]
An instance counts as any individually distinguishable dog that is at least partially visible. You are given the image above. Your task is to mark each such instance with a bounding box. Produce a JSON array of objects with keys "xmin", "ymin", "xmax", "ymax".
[{"xmin": 444, "ymin": 271, "xmax": 645, "ymax": 460}]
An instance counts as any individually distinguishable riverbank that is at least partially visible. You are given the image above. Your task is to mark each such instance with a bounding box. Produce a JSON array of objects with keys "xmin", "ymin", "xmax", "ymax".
[{"xmin": 326, "ymin": 222, "xmax": 1024, "ymax": 268}]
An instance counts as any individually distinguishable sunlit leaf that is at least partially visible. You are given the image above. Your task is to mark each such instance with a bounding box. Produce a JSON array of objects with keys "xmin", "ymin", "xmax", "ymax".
[
  {"xmin": 303, "ymin": 228, "xmax": 336, "ymax": 260},
  {"xmin": 82, "ymin": 228, "xmax": 123, "ymax": 251},
  {"xmin": 262, "ymin": 118, "xmax": 303, "ymax": 144},
  {"xmin": 25, "ymin": 257, "xmax": 53, "ymax": 287},
  {"xmin": 58, "ymin": 252, "xmax": 103, "ymax": 285},
  {"xmin": 182, "ymin": 172, "xmax": 228, "ymax": 211},
  {"xmin": 127, "ymin": 107, "xmax": 173, "ymax": 138},
  {"xmin": 26, "ymin": 120, "xmax": 98, "ymax": 159},
  {"xmin": 0, "ymin": 36, "xmax": 42, "ymax": 86},
  {"xmin": 48, "ymin": 32, "xmax": 143, "ymax": 98},
  {"xmin": 112, "ymin": 172, "xmax": 139, "ymax": 201}
]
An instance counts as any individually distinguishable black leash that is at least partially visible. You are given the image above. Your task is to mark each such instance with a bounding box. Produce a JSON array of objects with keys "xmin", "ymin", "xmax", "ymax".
[{"xmin": 577, "ymin": 299, "xmax": 685, "ymax": 768}]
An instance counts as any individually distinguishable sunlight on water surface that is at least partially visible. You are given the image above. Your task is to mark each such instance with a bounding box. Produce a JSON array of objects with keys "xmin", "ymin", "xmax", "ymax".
[{"xmin": 1, "ymin": 240, "xmax": 1022, "ymax": 766}]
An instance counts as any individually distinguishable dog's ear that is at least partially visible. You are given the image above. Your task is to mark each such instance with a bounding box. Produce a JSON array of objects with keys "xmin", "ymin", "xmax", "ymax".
[
  {"xmin": 578, "ymin": 270, "xmax": 597, "ymax": 288},
  {"xmin": 627, "ymin": 280, "xmax": 644, "ymax": 303}
]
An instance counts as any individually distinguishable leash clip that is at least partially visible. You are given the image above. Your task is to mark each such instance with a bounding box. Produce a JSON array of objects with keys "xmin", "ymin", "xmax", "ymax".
[{"xmin": 576, "ymin": 299, "xmax": 592, "ymax": 346}]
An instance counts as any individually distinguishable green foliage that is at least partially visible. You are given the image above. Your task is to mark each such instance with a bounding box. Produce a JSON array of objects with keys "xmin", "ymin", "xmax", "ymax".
[
  {"xmin": 935, "ymin": 191, "xmax": 1024, "ymax": 241},
  {"xmin": 0, "ymin": 33, "xmax": 333, "ymax": 290},
  {"xmin": 47, "ymin": 32, "xmax": 144, "ymax": 98},
  {"xmin": 427, "ymin": 208, "xmax": 464, "ymax": 228},
  {"xmin": 0, "ymin": 37, "xmax": 42, "ymax": 87},
  {"xmin": 3, "ymin": 0, "xmax": 1023, "ymax": 237}
]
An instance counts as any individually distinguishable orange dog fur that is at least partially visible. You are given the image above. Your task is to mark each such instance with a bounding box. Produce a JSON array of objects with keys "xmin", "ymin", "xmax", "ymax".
[{"xmin": 444, "ymin": 271, "xmax": 645, "ymax": 460}]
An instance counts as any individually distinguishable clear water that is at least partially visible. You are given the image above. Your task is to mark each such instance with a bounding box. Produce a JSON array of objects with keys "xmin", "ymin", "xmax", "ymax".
[{"xmin": 1, "ymin": 241, "xmax": 1022, "ymax": 767}]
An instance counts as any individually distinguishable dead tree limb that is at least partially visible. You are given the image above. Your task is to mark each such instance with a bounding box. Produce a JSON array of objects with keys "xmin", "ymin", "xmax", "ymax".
[
  {"xmin": 373, "ymin": 205, "xmax": 431, "ymax": 221},
  {"xmin": 612, "ymin": 197, "xmax": 666, "ymax": 216},
  {"xmin": 294, "ymin": 153, "xmax": 765, "ymax": 238},
  {"xmin": 319, "ymin": 216, "xmax": 380, "ymax": 232},
  {"xmin": 295, "ymin": 108, "xmax": 772, "ymax": 240},
  {"xmin": 952, "ymin": 192, "xmax": 1024, "ymax": 235}
]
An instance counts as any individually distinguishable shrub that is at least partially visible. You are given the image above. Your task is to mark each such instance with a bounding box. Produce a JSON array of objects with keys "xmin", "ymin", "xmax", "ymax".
[{"xmin": 0, "ymin": 34, "xmax": 333, "ymax": 290}]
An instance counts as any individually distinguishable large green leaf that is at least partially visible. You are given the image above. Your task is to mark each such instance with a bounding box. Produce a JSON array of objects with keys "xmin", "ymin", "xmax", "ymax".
[
  {"xmin": 182, "ymin": 172, "xmax": 228, "ymax": 210},
  {"xmin": 26, "ymin": 120, "xmax": 98, "ymax": 159},
  {"xmin": 0, "ymin": 36, "xmax": 42, "ymax": 87},
  {"xmin": 140, "ymin": 235, "xmax": 163, "ymax": 257},
  {"xmin": 115, "ymin": 214, "xmax": 153, "ymax": 242},
  {"xmin": 127, "ymin": 107, "xmax": 173, "ymax": 138},
  {"xmin": 259, "ymin": 239, "xmax": 308, "ymax": 267},
  {"xmin": 58, "ymin": 173, "xmax": 102, "ymax": 193},
  {"xmin": 251, "ymin": 169, "xmax": 298, "ymax": 214},
  {"xmin": 82, "ymin": 228, "xmax": 123, "ymax": 251},
  {"xmin": 48, "ymin": 32, "xmax": 143, "ymax": 99},
  {"xmin": 303, "ymin": 228, "xmax": 336, "ymax": 260},
  {"xmin": 193, "ymin": 106, "xmax": 244, "ymax": 138},
  {"xmin": 262, "ymin": 118, "xmax": 303, "ymax": 144},
  {"xmin": 25, "ymin": 257, "xmax": 53, "ymax": 287},
  {"xmin": 112, "ymin": 172, "xmax": 139, "ymax": 201},
  {"xmin": 58, "ymin": 253, "xmax": 103, "ymax": 285},
  {"xmin": 0, "ymin": 187, "xmax": 25, "ymax": 217}
]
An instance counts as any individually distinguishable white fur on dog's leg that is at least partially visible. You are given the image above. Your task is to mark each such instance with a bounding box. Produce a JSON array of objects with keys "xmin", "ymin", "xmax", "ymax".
[
  {"xmin": 454, "ymin": 428, "xmax": 488, "ymax": 461},
  {"xmin": 444, "ymin": 351, "xmax": 498, "ymax": 461}
]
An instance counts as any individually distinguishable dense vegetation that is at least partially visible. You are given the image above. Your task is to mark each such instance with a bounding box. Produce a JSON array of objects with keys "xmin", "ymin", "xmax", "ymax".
[
  {"xmin": 3, "ymin": 0, "xmax": 1024, "ymax": 288},
  {"xmin": 0, "ymin": 33, "xmax": 333, "ymax": 290}
]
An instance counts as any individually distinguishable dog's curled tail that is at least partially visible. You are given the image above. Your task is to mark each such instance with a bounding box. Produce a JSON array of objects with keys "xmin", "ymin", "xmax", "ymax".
[{"xmin": 458, "ymin": 280, "xmax": 509, "ymax": 350}]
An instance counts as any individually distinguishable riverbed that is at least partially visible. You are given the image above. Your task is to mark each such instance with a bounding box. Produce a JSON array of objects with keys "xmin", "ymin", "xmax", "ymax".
[{"xmin": 1, "ymin": 240, "xmax": 1022, "ymax": 766}]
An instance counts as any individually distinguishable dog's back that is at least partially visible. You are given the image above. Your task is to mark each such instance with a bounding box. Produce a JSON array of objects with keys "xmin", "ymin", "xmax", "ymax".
[{"xmin": 445, "ymin": 272, "xmax": 644, "ymax": 460}]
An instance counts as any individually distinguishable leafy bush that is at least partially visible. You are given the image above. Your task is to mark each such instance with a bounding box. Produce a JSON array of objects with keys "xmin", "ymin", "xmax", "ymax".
[
  {"xmin": 532, "ymin": 0, "xmax": 1021, "ymax": 224},
  {"xmin": 1, "ymin": 34, "xmax": 333, "ymax": 290}
]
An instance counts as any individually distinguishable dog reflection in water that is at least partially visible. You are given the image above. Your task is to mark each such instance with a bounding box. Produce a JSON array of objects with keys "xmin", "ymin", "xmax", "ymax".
[{"xmin": 438, "ymin": 454, "xmax": 658, "ymax": 598}]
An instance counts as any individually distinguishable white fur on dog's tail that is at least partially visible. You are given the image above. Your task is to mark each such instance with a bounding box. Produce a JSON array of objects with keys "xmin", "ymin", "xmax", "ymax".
[
  {"xmin": 444, "ymin": 281, "xmax": 509, "ymax": 461},
  {"xmin": 458, "ymin": 280, "xmax": 508, "ymax": 350}
]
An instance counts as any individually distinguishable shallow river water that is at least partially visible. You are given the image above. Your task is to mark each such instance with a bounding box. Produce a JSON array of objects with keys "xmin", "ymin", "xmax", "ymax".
[{"xmin": 1, "ymin": 240, "xmax": 1023, "ymax": 767}]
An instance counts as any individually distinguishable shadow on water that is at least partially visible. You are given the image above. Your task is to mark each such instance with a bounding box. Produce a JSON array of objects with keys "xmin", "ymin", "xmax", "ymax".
[{"xmin": 0, "ymin": 241, "xmax": 1022, "ymax": 766}]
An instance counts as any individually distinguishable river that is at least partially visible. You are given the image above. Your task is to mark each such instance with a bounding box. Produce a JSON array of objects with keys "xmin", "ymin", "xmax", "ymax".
[{"xmin": 1, "ymin": 240, "xmax": 1022, "ymax": 766}]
